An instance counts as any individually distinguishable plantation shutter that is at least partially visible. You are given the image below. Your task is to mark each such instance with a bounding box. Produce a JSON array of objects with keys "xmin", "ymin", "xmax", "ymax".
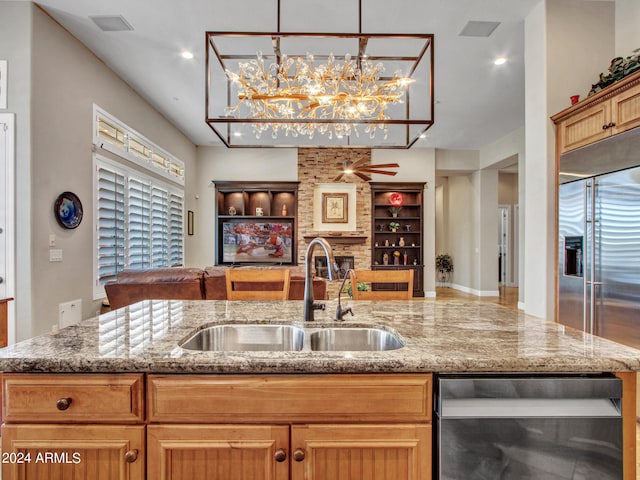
[
  {"xmin": 169, "ymin": 193, "xmax": 184, "ymax": 267},
  {"xmin": 96, "ymin": 165, "xmax": 125, "ymax": 286},
  {"xmin": 128, "ymin": 177, "xmax": 151, "ymax": 270},
  {"xmin": 151, "ymin": 186, "xmax": 169, "ymax": 268}
]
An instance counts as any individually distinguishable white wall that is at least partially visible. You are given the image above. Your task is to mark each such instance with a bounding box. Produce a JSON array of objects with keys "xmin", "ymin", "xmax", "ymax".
[
  {"xmin": 523, "ymin": 0, "xmax": 614, "ymax": 321},
  {"xmin": 615, "ymin": 0, "xmax": 640, "ymax": 57},
  {"xmin": 0, "ymin": 2, "xmax": 34, "ymax": 340},
  {"xmin": 9, "ymin": 6, "xmax": 197, "ymax": 339},
  {"xmin": 446, "ymin": 176, "xmax": 474, "ymax": 290},
  {"xmin": 480, "ymin": 127, "xmax": 525, "ymax": 297}
]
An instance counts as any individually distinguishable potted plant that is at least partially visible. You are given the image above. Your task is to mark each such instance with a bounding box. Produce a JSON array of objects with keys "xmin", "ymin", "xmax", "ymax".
[
  {"xmin": 435, "ymin": 254, "xmax": 454, "ymax": 284},
  {"xmin": 589, "ymin": 48, "xmax": 640, "ymax": 95},
  {"xmin": 343, "ymin": 281, "xmax": 368, "ymax": 297},
  {"xmin": 389, "ymin": 221, "xmax": 400, "ymax": 232},
  {"xmin": 389, "ymin": 206, "xmax": 402, "ymax": 217}
]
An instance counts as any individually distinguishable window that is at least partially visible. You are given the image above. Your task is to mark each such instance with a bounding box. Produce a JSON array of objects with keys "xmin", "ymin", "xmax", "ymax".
[
  {"xmin": 93, "ymin": 105, "xmax": 185, "ymax": 185},
  {"xmin": 94, "ymin": 155, "xmax": 184, "ymax": 299}
]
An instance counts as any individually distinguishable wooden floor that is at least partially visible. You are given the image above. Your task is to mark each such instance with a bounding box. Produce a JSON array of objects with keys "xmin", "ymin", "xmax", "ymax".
[
  {"xmin": 435, "ymin": 285, "xmax": 519, "ymax": 311},
  {"xmin": 437, "ymin": 285, "xmax": 640, "ymax": 478}
]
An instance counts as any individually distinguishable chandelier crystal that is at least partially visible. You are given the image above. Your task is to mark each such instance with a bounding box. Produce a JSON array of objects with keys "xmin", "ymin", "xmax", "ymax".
[
  {"xmin": 224, "ymin": 52, "xmax": 415, "ymax": 140},
  {"xmin": 206, "ymin": 31, "xmax": 434, "ymax": 148}
]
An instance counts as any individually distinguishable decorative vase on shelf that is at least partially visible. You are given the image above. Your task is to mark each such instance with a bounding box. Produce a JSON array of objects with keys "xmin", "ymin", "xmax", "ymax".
[
  {"xmin": 383, "ymin": 253, "xmax": 389, "ymax": 265},
  {"xmin": 281, "ymin": 204, "xmax": 287, "ymax": 216},
  {"xmin": 399, "ymin": 237, "xmax": 405, "ymax": 247},
  {"xmin": 228, "ymin": 206, "xmax": 236, "ymax": 216}
]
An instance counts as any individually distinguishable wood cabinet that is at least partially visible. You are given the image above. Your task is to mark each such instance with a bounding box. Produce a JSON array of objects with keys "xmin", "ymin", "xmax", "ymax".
[
  {"xmin": 147, "ymin": 424, "xmax": 289, "ymax": 480},
  {"xmin": 370, "ymin": 183, "xmax": 425, "ymax": 297},
  {"xmin": 291, "ymin": 424, "xmax": 431, "ymax": 480},
  {"xmin": 147, "ymin": 374, "xmax": 433, "ymax": 480},
  {"xmin": 2, "ymin": 373, "xmax": 432, "ymax": 480},
  {"xmin": 1, "ymin": 374, "xmax": 145, "ymax": 480},
  {"xmin": 214, "ymin": 181, "xmax": 299, "ymax": 265},
  {"xmin": 553, "ymin": 70, "xmax": 640, "ymax": 154}
]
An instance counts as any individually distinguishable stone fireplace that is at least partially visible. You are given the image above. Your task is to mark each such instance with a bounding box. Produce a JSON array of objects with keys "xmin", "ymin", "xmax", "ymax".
[
  {"xmin": 297, "ymin": 148, "xmax": 372, "ymax": 298},
  {"xmin": 315, "ymin": 256, "xmax": 355, "ymax": 280}
]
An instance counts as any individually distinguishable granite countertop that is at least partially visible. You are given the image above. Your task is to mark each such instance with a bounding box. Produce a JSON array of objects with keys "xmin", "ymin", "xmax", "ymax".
[{"xmin": 0, "ymin": 299, "xmax": 639, "ymax": 374}]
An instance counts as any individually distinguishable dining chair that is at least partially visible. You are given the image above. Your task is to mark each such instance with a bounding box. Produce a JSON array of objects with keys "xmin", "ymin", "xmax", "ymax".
[
  {"xmin": 349, "ymin": 269, "xmax": 414, "ymax": 300},
  {"xmin": 225, "ymin": 269, "xmax": 291, "ymax": 300}
]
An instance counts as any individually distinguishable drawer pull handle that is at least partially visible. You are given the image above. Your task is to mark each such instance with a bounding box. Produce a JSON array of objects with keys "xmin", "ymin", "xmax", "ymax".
[
  {"xmin": 274, "ymin": 449, "xmax": 287, "ymax": 462},
  {"xmin": 56, "ymin": 397, "xmax": 72, "ymax": 411},
  {"xmin": 293, "ymin": 449, "xmax": 305, "ymax": 462},
  {"xmin": 124, "ymin": 449, "xmax": 138, "ymax": 463}
]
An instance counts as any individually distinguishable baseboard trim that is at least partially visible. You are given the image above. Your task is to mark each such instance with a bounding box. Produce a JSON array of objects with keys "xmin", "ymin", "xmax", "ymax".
[{"xmin": 448, "ymin": 284, "xmax": 500, "ymax": 297}]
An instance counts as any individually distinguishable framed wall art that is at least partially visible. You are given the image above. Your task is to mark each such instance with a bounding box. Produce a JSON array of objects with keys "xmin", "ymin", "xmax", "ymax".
[{"xmin": 322, "ymin": 192, "xmax": 348, "ymax": 223}]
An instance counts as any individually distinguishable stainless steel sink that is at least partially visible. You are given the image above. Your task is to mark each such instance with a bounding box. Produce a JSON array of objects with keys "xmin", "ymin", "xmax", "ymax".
[
  {"xmin": 179, "ymin": 324, "xmax": 305, "ymax": 351},
  {"xmin": 309, "ymin": 327, "xmax": 404, "ymax": 351}
]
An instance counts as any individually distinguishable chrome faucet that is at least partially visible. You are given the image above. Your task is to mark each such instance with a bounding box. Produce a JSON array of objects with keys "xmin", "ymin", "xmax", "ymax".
[
  {"xmin": 304, "ymin": 237, "xmax": 336, "ymax": 321},
  {"xmin": 335, "ymin": 269, "xmax": 355, "ymax": 321}
]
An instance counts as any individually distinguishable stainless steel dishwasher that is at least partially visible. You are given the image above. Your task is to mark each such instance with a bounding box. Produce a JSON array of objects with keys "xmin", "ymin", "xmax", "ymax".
[{"xmin": 435, "ymin": 374, "xmax": 622, "ymax": 479}]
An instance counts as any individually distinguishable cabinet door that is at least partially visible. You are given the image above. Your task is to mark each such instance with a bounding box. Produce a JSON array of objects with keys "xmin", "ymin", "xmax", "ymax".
[
  {"xmin": 611, "ymin": 83, "xmax": 640, "ymax": 136},
  {"xmin": 1, "ymin": 424, "xmax": 144, "ymax": 480},
  {"xmin": 557, "ymin": 101, "xmax": 611, "ymax": 153},
  {"xmin": 291, "ymin": 424, "xmax": 431, "ymax": 480},
  {"xmin": 147, "ymin": 425, "xmax": 289, "ymax": 480}
]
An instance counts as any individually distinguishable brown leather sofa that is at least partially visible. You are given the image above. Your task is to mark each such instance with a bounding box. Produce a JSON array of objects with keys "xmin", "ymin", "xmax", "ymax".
[{"xmin": 105, "ymin": 267, "xmax": 327, "ymax": 310}]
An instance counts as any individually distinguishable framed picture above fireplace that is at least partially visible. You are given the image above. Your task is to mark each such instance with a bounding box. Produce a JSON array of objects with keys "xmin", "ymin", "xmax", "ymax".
[
  {"xmin": 313, "ymin": 183, "xmax": 356, "ymax": 231},
  {"xmin": 322, "ymin": 192, "xmax": 348, "ymax": 223}
]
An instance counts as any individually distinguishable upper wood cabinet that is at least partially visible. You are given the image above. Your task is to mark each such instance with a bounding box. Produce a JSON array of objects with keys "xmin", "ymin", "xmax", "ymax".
[{"xmin": 552, "ymin": 70, "xmax": 640, "ymax": 154}]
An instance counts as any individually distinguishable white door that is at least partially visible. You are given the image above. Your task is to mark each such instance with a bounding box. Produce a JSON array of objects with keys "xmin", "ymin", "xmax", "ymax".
[{"xmin": 0, "ymin": 113, "xmax": 16, "ymax": 344}]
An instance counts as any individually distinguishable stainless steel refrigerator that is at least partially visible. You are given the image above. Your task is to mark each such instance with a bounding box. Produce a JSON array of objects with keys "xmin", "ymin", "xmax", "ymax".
[{"xmin": 558, "ymin": 127, "xmax": 640, "ymax": 348}]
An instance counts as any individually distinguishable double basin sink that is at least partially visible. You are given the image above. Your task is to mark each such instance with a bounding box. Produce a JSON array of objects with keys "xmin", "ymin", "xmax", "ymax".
[{"xmin": 179, "ymin": 323, "xmax": 404, "ymax": 352}]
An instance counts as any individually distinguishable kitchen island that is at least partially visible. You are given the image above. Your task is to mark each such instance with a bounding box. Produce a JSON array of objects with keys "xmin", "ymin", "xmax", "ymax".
[{"xmin": 0, "ymin": 299, "xmax": 638, "ymax": 479}]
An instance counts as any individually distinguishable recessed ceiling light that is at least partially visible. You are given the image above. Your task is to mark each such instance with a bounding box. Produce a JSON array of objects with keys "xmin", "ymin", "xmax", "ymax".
[
  {"xmin": 233, "ymin": 132, "xmax": 242, "ymax": 137},
  {"xmin": 494, "ymin": 57, "xmax": 507, "ymax": 65},
  {"xmin": 181, "ymin": 51, "xmax": 194, "ymax": 59}
]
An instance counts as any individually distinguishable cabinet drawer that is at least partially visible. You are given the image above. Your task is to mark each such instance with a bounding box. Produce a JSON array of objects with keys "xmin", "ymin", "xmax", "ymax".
[
  {"xmin": 3, "ymin": 374, "xmax": 144, "ymax": 423},
  {"xmin": 148, "ymin": 374, "xmax": 432, "ymax": 423}
]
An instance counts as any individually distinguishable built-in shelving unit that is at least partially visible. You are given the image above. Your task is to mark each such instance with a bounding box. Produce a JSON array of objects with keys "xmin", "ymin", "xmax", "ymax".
[
  {"xmin": 370, "ymin": 182, "xmax": 425, "ymax": 297},
  {"xmin": 214, "ymin": 181, "xmax": 299, "ymax": 265}
]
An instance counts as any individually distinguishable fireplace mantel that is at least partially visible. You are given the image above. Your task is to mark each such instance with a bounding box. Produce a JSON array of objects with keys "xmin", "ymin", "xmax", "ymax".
[{"xmin": 303, "ymin": 234, "xmax": 368, "ymax": 245}]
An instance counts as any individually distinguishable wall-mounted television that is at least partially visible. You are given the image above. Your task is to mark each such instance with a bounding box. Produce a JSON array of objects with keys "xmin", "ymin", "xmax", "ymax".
[{"xmin": 219, "ymin": 219, "xmax": 295, "ymax": 265}]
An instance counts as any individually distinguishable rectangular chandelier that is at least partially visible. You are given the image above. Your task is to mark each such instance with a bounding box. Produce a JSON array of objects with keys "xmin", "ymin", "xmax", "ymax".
[{"xmin": 206, "ymin": 31, "xmax": 434, "ymax": 148}]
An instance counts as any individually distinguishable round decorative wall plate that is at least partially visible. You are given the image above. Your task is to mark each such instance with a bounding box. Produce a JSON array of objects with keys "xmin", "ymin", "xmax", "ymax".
[{"xmin": 54, "ymin": 191, "xmax": 83, "ymax": 229}]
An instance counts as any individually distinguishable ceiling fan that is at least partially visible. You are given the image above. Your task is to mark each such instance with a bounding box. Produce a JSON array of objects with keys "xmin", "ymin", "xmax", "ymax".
[{"xmin": 333, "ymin": 159, "xmax": 400, "ymax": 182}]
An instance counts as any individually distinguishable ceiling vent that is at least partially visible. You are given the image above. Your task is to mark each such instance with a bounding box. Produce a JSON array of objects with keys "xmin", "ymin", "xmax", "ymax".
[
  {"xmin": 90, "ymin": 15, "xmax": 134, "ymax": 32},
  {"xmin": 459, "ymin": 21, "xmax": 500, "ymax": 37}
]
